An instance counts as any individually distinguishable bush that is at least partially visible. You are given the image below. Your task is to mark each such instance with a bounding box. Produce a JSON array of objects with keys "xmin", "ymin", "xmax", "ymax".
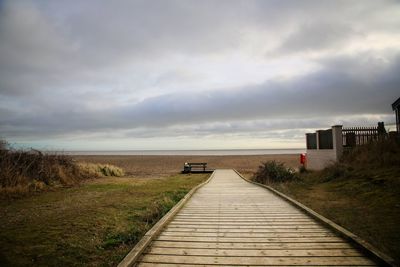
[
  {"xmin": 253, "ymin": 160, "xmax": 297, "ymax": 184},
  {"xmin": 0, "ymin": 148, "xmax": 84, "ymax": 189}
]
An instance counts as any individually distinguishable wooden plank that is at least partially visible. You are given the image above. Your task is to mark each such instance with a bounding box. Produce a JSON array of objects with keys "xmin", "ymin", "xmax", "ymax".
[
  {"xmin": 163, "ymin": 228, "xmax": 330, "ymax": 233},
  {"xmin": 175, "ymin": 214, "xmax": 306, "ymax": 217},
  {"xmin": 155, "ymin": 236, "xmax": 344, "ymax": 243},
  {"xmin": 159, "ymin": 232, "xmax": 336, "ymax": 238},
  {"xmin": 151, "ymin": 240, "xmax": 355, "ymax": 249},
  {"xmin": 140, "ymin": 254, "xmax": 376, "ymax": 265},
  {"xmin": 170, "ymin": 221, "xmax": 316, "ymax": 224},
  {"xmin": 170, "ymin": 218, "xmax": 315, "ymax": 221},
  {"xmin": 138, "ymin": 263, "xmax": 373, "ymax": 267},
  {"xmin": 175, "ymin": 216, "xmax": 307, "ymax": 219},
  {"xmin": 168, "ymin": 221, "xmax": 320, "ymax": 226},
  {"xmin": 166, "ymin": 225, "xmax": 326, "ymax": 229},
  {"xmin": 147, "ymin": 247, "xmax": 363, "ymax": 257}
]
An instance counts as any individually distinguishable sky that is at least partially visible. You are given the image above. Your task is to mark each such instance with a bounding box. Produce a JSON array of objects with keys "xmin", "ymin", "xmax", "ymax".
[{"xmin": 0, "ymin": 0, "xmax": 399, "ymax": 150}]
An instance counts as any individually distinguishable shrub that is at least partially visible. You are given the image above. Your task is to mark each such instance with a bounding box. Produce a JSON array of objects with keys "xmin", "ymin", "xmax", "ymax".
[
  {"xmin": 0, "ymin": 148, "xmax": 84, "ymax": 190},
  {"xmin": 253, "ymin": 160, "xmax": 297, "ymax": 184}
]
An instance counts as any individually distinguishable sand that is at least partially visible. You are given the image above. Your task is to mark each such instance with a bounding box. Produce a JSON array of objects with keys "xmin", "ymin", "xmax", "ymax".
[{"xmin": 73, "ymin": 154, "xmax": 300, "ymax": 177}]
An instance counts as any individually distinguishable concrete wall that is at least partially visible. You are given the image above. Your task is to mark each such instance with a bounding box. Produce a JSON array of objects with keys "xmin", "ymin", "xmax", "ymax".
[
  {"xmin": 306, "ymin": 125, "xmax": 343, "ymax": 171},
  {"xmin": 306, "ymin": 149, "xmax": 337, "ymax": 170}
]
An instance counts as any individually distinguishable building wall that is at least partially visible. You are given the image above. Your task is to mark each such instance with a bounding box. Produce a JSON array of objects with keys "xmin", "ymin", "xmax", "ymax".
[
  {"xmin": 307, "ymin": 149, "xmax": 337, "ymax": 170},
  {"xmin": 306, "ymin": 125, "xmax": 343, "ymax": 171}
]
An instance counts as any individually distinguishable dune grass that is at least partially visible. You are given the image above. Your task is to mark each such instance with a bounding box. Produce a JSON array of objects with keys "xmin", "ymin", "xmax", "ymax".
[
  {"xmin": 78, "ymin": 162, "xmax": 125, "ymax": 177},
  {"xmin": 0, "ymin": 173, "xmax": 209, "ymax": 266},
  {"xmin": 0, "ymin": 141, "xmax": 125, "ymax": 198}
]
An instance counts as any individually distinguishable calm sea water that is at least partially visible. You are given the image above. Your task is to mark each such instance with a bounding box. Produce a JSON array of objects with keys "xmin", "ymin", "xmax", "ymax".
[{"xmin": 63, "ymin": 149, "xmax": 305, "ymax": 156}]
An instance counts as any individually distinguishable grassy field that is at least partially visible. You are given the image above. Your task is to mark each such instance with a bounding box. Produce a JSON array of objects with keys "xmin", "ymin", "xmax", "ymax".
[{"xmin": 0, "ymin": 173, "xmax": 209, "ymax": 266}]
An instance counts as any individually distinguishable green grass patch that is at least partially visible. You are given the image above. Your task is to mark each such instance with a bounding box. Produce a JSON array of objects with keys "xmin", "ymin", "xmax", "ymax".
[{"xmin": 0, "ymin": 173, "xmax": 209, "ymax": 266}]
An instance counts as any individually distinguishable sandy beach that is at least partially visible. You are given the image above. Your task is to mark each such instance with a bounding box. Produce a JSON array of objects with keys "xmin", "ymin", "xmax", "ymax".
[{"xmin": 73, "ymin": 154, "xmax": 300, "ymax": 177}]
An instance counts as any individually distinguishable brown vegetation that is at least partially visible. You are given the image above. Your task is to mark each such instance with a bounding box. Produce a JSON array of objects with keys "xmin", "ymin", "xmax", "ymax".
[{"xmin": 0, "ymin": 141, "xmax": 124, "ymax": 197}]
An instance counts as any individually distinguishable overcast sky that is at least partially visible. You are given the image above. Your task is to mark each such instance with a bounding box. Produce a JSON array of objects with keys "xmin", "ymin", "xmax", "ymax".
[{"xmin": 0, "ymin": 0, "xmax": 399, "ymax": 150}]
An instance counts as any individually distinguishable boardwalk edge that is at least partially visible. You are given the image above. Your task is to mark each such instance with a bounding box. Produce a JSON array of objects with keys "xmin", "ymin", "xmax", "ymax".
[
  {"xmin": 117, "ymin": 172, "xmax": 215, "ymax": 267},
  {"xmin": 233, "ymin": 169, "xmax": 396, "ymax": 267}
]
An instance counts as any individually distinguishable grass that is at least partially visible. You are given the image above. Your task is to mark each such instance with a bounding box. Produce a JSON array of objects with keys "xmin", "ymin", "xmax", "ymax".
[
  {"xmin": 252, "ymin": 139, "xmax": 400, "ymax": 264},
  {"xmin": 271, "ymin": 167, "xmax": 400, "ymax": 263},
  {"xmin": 0, "ymin": 173, "xmax": 209, "ymax": 266},
  {"xmin": 78, "ymin": 162, "xmax": 125, "ymax": 177}
]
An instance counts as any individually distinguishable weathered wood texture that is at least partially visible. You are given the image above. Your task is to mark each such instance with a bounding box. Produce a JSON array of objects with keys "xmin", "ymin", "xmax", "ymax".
[{"xmin": 136, "ymin": 169, "xmax": 378, "ymax": 266}]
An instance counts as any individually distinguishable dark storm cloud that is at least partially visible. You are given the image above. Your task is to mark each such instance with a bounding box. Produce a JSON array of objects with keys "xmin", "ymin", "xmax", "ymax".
[
  {"xmin": 120, "ymin": 52, "xmax": 400, "ymax": 125},
  {"xmin": 1, "ymin": 51, "xmax": 399, "ymax": 138}
]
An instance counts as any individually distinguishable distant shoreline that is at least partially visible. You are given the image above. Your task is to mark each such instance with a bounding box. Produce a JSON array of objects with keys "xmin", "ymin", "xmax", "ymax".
[{"xmin": 61, "ymin": 148, "xmax": 305, "ymax": 156}]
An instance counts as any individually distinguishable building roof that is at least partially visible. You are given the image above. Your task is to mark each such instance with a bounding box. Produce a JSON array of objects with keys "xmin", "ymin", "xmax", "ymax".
[{"xmin": 392, "ymin": 97, "xmax": 400, "ymax": 110}]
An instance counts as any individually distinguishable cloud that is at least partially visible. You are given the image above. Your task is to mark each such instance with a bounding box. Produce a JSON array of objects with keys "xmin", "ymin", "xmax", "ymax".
[
  {"xmin": 1, "ymin": 51, "xmax": 398, "ymax": 139},
  {"xmin": 274, "ymin": 22, "xmax": 361, "ymax": 55},
  {"xmin": 0, "ymin": 0, "xmax": 399, "ymax": 148}
]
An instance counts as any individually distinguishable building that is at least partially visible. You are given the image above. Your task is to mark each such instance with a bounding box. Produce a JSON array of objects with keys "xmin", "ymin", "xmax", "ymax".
[
  {"xmin": 392, "ymin": 97, "xmax": 400, "ymax": 132},
  {"xmin": 305, "ymin": 125, "xmax": 343, "ymax": 170},
  {"xmin": 305, "ymin": 122, "xmax": 386, "ymax": 170}
]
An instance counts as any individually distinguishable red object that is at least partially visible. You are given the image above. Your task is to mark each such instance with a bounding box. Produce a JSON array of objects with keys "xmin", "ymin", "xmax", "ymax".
[{"xmin": 300, "ymin": 153, "xmax": 306, "ymax": 165}]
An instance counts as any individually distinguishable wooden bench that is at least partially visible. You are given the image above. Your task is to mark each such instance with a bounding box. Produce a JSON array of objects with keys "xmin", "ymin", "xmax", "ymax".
[{"xmin": 182, "ymin": 162, "xmax": 212, "ymax": 173}]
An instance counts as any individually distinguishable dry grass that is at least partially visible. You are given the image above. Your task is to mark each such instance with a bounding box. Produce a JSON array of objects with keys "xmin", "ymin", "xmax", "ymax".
[
  {"xmin": 78, "ymin": 162, "xmax": 125, "ymax": 177},
  {"xmin": 0, "ymin": 142, "xmax": 125, "ymax": 198},
  {"xmin": 0, "ymin": 148, "xmax": 85, "ymax": 197}
]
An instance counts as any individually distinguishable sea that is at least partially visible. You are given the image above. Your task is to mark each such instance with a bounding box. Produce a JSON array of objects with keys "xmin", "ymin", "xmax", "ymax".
[{"xmin": 62, "ymin": 149, "xmax": 305, "ymax": 156}]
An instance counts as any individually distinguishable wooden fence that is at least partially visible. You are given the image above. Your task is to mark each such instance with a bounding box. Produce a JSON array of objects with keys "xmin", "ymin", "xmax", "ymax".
[{"xmin": 342, "ymin": 122, "xmax": 386, "ymax": 147}]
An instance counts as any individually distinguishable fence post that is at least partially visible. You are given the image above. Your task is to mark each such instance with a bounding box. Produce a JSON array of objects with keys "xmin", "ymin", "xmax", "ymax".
[
  {"xmin": 378, "ymin": 121, "xmax": 386, "ymax": 139},
  {"xmin": 332, "ymin": 125, "xmax": 343, "ymax": 160}
]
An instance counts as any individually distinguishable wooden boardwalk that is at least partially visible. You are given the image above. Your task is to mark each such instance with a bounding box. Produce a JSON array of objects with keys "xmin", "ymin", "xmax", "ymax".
[{"xmin": 136, "ymin": 169, "xmax": 378, "ymax": 266}]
